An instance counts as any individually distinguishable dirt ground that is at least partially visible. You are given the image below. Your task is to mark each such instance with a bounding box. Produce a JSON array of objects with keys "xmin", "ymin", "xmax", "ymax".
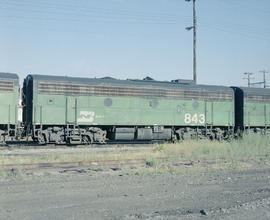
[{"xmin": 0, "ymin": 163, "xmax": 270, "ymax": 220}]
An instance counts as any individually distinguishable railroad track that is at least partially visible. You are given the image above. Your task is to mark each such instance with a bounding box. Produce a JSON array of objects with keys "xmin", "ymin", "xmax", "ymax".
[
  {"xmin": 2, "ymin": 158, "xmax": 169, "ymax": 171},
  {"xmin": 1, "ymin": 140, "xmax": 165, "ymax": 150},
  {"xmin": 2, "ymin": 156, "xmax": 267, "ymax": 172},
  {"xmin": 0, "ymin": 146, "xmax": 154, "ymax": 158}
]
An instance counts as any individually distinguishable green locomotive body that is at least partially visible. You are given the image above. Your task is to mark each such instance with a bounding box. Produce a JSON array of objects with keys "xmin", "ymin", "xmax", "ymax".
[
  {"xmin": 23, "ymin": 74, "xmax": 235, "ymax": 144},
  {"xmin": 233, "ymin": 87, "xmax": 270, "ymax": 132},
  {"xmin": 0, "ymin": 72, "xmax": 20, "ymax": 142}
]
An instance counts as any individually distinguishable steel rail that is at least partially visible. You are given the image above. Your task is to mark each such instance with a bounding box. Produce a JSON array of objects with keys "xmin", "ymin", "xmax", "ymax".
[{"xmin": 2, "ymin": 157, "xmax": 169, "ymax": 171}]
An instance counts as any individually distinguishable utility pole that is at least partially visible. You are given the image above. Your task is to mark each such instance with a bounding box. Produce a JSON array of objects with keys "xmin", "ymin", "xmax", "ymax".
[
  {"xmin": 259, "ymin": 70, "xmax": 269, "ymax": 88},
  {"xmin": 243, "ymin": 72, "xmax": 254, "ymax": 87},
  {"xmin": 185, "ymin": 0, "xmax": 197, "ymax": 84}
]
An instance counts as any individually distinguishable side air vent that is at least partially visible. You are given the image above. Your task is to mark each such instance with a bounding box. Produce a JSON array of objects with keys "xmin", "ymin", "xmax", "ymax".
[
  {"xmin": 0, "ymin": 80, "xmax": 14, "ymax": 92},
  {"xmin": 246, "ymin": 93, "xmax": 270, "ymax": 103},
  {"xmin": 38, "ymin": 81, "xmax": 233, "ymax": 101}
]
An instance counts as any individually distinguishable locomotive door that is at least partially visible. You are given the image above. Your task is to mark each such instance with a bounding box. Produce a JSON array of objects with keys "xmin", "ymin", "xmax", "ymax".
[
  {"xmin": 264, "ymin": 104, "xmax": 269, "ymax": 127},
  {"xmin": 65, "ymin": 97, "xmax": 77, "ymax": 125},
  {"xmin": 205, "ymin": 101, "xmax": 213, "ymax": 126}
]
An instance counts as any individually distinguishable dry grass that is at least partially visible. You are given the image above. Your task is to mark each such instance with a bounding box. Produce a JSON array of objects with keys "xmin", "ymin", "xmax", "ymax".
[
  {"xmin": 140, "ymin": 134, "xmax": 270, "ymax": 174},
  {"xmin": 0, "ymin": 134, "xmax": 269, "ymax": 174},
  {"xmin": 0, "ymin": 147, "xmax": 163, "ymax": 165},
  {"xmin": 161, "ymin": 134, "xmax": 270, "ymax": 162}
]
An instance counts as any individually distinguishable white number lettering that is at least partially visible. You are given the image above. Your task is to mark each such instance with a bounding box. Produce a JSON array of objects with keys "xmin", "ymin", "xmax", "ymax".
[
  {"xmin": 184, "ymin": 114, "xmax": 191, "ymax": 124},
  {"xmin": 184, "ymin": 113, "xmax": 205, "ymax": 124},
  {"xmin": 192, "ymin": 114, "xmax": 198, "ymax": 123},
  {"xmin": 199, "ymin": 114, "xmax": 205, "ymax": 124}
]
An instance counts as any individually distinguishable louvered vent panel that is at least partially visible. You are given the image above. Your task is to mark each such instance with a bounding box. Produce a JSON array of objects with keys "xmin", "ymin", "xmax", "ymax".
[
  {"xmin": 0, "ymin": 80, "xmax": 14, "ymax": 92},
  {"xmin": 246, "ymin": 94, "xmax": 270, "ymax": 103},
  {"xmin": 38, "ymin": 82, "xmax": 233, "ymax": 101}
]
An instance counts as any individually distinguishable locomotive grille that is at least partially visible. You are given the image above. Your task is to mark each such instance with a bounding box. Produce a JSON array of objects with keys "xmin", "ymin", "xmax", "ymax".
[
  {"xmin": 38, "ymin": 82, "xmax": 233, "ymax": 101},
  {"xmin": 0, "ymin": 80, "xmax": 14, "ymax": 92},
  {"xmin": 246, "ymin": 94, "xmax": 270, "ymax": 103}
]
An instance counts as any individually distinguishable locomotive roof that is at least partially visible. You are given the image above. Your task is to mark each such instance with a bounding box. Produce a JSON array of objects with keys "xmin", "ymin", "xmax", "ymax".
[
  {"xmin": 238, "ymin": 87, "xmax": 270, "ymax": 95},
  {"xmin": 27, "ymin": 74, "xmax": 233, "ymax": 93},
  {"xmin": 0, "ymin": 72, "xmax": 19, "ymax": 80}
]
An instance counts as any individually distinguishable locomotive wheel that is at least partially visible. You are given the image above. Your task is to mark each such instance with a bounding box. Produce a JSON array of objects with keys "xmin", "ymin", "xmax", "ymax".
[
  {"xmin": 171, "ymin": 134, "xmax": 177, "ymax": 143},
  {"xmin": 38, "ymin": 134, "xmax": 46, "ymax": 145},
  {"xmin": 82, "ymin": 135, "xmax": 92, "ymax": 145},
  {"xmin": 0, "ymin": 135, "xmax": 5, "ymax": 144},
  {"xmin": 56, "ymin": 135, "xmax": 65, "ymax": 145}
]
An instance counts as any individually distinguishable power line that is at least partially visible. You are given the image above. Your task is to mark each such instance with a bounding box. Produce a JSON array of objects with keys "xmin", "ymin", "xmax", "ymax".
[
  {"xmin": 216, "ymin": 0, "xmax": 270, "ymax": 15},
  {"xmin": 259, "ymin": 70, "xmax": 269, "ymax": 88},
  {"xmin": 0, "ymin": 1, "xmax": 269, "ymax": 42},
  {"xmin": 248, "ymin": 70, "xmax": 269, "ymax": 88},
  {"xmin": 200, "ymin": 25, "xmax": 270, "ymax": 42},
  {"xmin": 0, "ymin": 14, "xmax": 178, "ymax": 25},
  {"xmin": 0, "ymin": 0, "xmax": 180, "ymax": 19},
  {"xmin": 0, "ymin": 9, "xmax": 178, "ymax": 24},
  {"xmin": 243, "ymin": 72, "xmax": 255, "ymax": 87}
]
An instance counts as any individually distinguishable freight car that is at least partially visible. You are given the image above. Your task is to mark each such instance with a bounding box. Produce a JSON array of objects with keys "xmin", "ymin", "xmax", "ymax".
[
  {"xmin": 232, "ymin": 87, "xmax": 270, "ymax": 134},
  {"xmin": 22, "ymin": 74, "xmax": 235, "ymax": 144},
  {"xmin": 0, "ymin": 72, "xmax": 20, "ymax": 143}
]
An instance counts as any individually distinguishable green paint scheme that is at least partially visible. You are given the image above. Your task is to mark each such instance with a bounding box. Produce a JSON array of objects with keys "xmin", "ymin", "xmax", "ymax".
[
  {"xmin": 32, "ymin": 87, "xmax": 234, "ymax": 127},
  {"xmin": 243, "ymin": 100, "xmax": 270, "ymax": 127},
  {"xmin": 0, "ymin": 85, "xmax": 20, "ymax": 125}
]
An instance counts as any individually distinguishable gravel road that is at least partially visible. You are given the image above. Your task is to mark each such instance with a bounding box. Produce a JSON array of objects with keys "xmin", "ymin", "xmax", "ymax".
[{"xmin": 0, "ymin": 165, "xmax": 270, "ymax": 220}]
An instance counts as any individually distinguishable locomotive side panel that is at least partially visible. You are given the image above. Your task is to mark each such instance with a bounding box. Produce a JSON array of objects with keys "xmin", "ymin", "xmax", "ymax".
[
  {"xmin": 232, "ymin": 86, "xmax": 270, "ymax": 132},
  {"xmin": 243, "ymin": 89, "xmax": 270, "ymax": 128},
  {"xmin": 31, "ymin": 78, "xmax": 234, "ymax": 127},
  {"xmin": 0, "ymin": 74, "xmax": 19, "ymax": 125},
  {"xmin": 0, "ymin": 72, "xmax": 20, "ymax": 142}
]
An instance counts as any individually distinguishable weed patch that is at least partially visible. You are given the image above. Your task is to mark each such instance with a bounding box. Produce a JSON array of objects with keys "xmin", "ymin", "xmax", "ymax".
[{"xmin": 0, "ymin": 134, "xmax": 269, "ymax": 176}]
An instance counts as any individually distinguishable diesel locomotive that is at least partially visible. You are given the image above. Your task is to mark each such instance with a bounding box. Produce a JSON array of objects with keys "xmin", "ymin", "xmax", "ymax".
[
  {"xmin": 0, "ymin": 72, "xmax": 269, "ymax": 145},
  {"xmin": 0, "ymin": 73, "xmax": 20, "ymax": 143}
]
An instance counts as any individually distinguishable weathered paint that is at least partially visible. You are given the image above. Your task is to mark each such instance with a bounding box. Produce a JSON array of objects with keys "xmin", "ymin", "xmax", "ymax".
[
  {"xmin": 32, "ymin": 92, "xmax": 234, "ymax": 127},
  {"xmin": 0, "ymin": 85, "xmax": 20, "ymax": 125},
  {"xmin": 244, "ymin": 101, "xmax": 270, "ymax": 127}
]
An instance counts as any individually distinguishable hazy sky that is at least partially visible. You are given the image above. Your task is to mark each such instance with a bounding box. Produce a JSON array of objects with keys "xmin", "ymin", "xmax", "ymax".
[{"xmin": 0, "ymin": 0, "xmax": 269, "ymax": 87}]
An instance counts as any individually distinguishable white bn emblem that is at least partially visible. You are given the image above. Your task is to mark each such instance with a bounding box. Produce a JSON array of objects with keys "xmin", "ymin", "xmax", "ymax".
[{"xmin": 77, "ymin": 111, "xmax": 95, "ymax": 122}]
